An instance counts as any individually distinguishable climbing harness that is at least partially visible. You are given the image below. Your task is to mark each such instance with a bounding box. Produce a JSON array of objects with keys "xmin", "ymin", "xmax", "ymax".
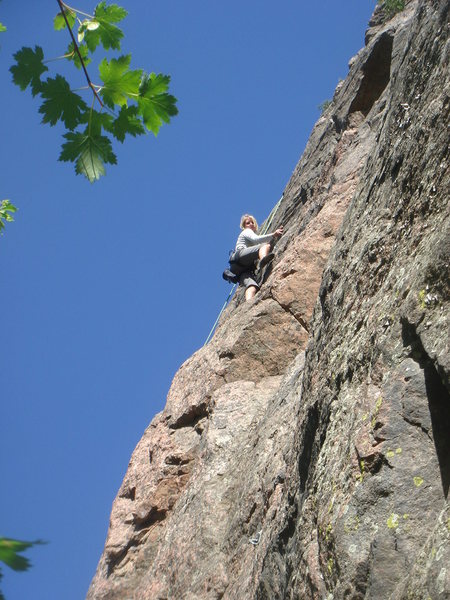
[{"xmin": 203, "ymin": 195, "xmax": 283, "ymax": 345}]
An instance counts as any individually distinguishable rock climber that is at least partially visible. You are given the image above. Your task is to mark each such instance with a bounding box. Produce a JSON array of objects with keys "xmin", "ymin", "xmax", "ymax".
[{"xmin": 229, "ymin": 214, "xmax": 283, "ymax": 301}]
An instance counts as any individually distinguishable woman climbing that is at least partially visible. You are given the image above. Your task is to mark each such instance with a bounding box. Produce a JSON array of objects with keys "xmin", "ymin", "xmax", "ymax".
[{"xmin": 229, "ymin": 214, "xmax": 283, "ymax": 301}]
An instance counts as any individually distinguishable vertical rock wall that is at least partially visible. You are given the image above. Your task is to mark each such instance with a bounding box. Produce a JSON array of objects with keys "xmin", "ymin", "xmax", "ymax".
[{"xmin": 88, "ymin": 1, "xmax": 449, "ymax": 598}]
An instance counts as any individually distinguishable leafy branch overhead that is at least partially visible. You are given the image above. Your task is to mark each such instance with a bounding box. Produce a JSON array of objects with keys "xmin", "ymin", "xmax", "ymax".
[{"xmin": 10, "ymin": 1, "xmax": 178, "ymax": 182}]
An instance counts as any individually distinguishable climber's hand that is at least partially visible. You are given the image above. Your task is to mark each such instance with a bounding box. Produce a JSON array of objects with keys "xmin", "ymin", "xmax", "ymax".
[{"xmin": 274, "ymin": 226, "xmax": 284, "ymax": 238}]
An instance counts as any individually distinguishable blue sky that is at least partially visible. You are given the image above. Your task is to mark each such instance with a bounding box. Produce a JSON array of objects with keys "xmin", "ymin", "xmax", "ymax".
[{"xmin": 1, "ymin": 2, "xmax": 375, "ymax": 598}]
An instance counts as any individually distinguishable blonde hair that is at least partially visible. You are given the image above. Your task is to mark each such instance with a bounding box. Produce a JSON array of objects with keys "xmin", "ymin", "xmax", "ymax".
[{"xmin": 240, "ymin": 214, "xmax": 258, "ymax": 230}]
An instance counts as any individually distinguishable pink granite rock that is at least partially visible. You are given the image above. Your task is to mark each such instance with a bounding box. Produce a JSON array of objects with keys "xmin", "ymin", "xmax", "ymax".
[{"xmin": 88, "ymin": 1, "xmax": 449, "ymax": 598}]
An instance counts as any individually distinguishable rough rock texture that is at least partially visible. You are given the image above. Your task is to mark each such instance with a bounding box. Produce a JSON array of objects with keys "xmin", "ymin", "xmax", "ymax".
[{"xmin": 88, "ymin": 1, "xmax": 449, "ymax": 598}]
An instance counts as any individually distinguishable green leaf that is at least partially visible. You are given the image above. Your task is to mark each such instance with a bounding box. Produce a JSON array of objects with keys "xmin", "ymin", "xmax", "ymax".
[
  {"xmin": 98, "ymin": 55, "xmax": 142, "ymax": 109},
  {"xmin": 84, "ymin": 2, "xmax": 127, "ymax": 52},
  {"xmin": 137, "ymin": 73, "xmax": 178, "ymax": 135},
  {"xmin": 139, "ymin": 72, "xmax": 171, "ymax": 97},
  {"xmin": 0, "ymin": 551, "xmax": 30, "ymax": 572},
  {"xmin": 0, "ymin": 22, "xmax": 6, "ymax": 32},
  {"xmin": 54, "ymin": 9, "xmax": 76, "ymax": 31},
  {"xmin": 0, "ymin": 200, "xmax": 17, "ymax": 233},
  {"xmin": 108, "ymin": 105, "xmax": 145, "ymax": 142},
  {"xmin": 59, "ymin": 131, "xmax": 117, "ymax": 182},
  {"xmin": 0, "ymin": 200, "xmax": 17, "ymax": 214},
  {"xmin": 66, "ymin": 42, "xmax": 91, "ymax": 69},
  {"xmin": 38, "ymin": 75, "xmax": 88, "ymax": 129},
  {"xmin": 95, "ymin": 2, "xmax": 128, "ymax": 23},
  {"xmin": 0, "ymin": 538, "xmax": 44, "ymax": 571},
  {"xmin": 81, "ymin": 108, "xmax": 114, "ymax": 137},
  {"xmin": 10, "ymin": 46, "xmax": 48, "ymax": 96}
]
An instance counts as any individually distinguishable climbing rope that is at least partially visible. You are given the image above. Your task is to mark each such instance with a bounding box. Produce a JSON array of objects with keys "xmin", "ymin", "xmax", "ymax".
[
  {"xmin": 203, "ymin": 195, "xmax": 284, "ymax": 345},
  {"xmin": 259, "ymin": 195, "xmax": 283, "ymax": 236}
]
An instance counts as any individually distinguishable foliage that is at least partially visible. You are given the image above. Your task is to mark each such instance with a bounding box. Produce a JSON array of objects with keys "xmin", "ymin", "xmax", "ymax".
[
  {"xmin": 0, "ymin": 0, "xmax": 5, "ymax": 34},
  {"xmin": 0, "ymin": 538, "xmax": 45, "ymax": 599},
  {"xmin": 10, "ymin": 2, "xmax": 178, "ymax": 182},
  {"xmin": 318, "ymin": 99, "xmax": 331, "ymax": 114},
  {"xmin": 378, "ymin": 0, "xmax": 405, "ymax": 17},
  {"xmin": 0, "ymin": 9, "xmax": 16, "ymax": 239},
  {"xmin": 0, "ymin": 200, "xmax": 17, "ymax": 234}
]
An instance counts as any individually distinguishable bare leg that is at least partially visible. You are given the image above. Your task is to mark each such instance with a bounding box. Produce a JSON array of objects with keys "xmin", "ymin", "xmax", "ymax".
[
  {"xmin": 245, "ymin": 285, "xmax": 258, "ymax": 301},
  {"xmin": 258, "ymin": 243, "xmax": 271, "ymax": 260}
]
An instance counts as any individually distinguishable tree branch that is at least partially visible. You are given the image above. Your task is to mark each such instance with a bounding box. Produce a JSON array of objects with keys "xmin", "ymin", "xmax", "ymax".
[{"xmin": 55, "ymin": 0, "xmax": 103, "ymax": 108}]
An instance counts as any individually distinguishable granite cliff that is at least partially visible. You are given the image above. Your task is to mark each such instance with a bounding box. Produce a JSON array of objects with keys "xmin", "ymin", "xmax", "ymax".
[{"xmin": 88, "ymin": 1, "xmax": 449, "ymax": 598}]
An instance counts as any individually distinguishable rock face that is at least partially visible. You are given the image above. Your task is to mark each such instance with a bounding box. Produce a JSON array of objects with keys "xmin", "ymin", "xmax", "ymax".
[{"xmin": 88, "ymin": 1, "xmax": 449, "ymax": 598}]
